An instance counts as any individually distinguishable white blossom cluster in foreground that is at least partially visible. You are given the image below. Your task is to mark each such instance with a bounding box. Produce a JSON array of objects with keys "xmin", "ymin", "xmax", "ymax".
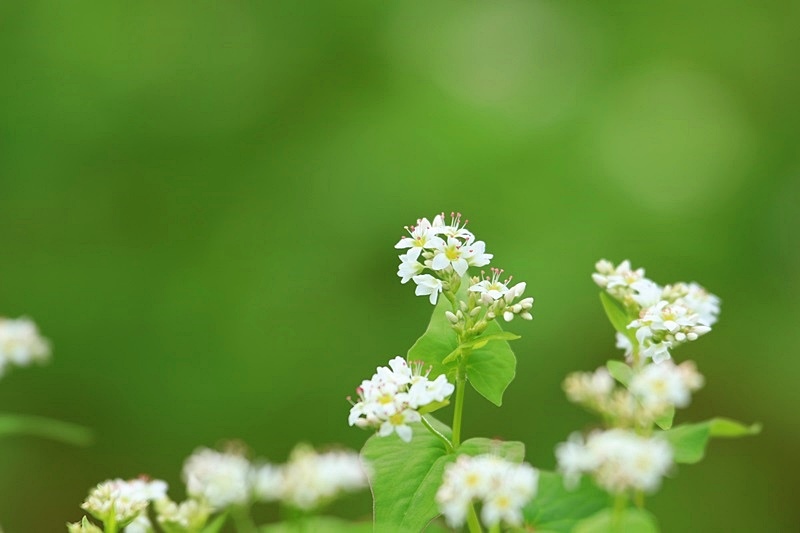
[
  {"xmin": 0, "ymin": 317, "xmax": 50, "ymax": 378},
  {"xmin": 71, "ymin": 445, "xmax": 368, "ymax": 531},
  {"xmin": 348, "ymin": 356, "xmax": 455, "ymax": 442},
  {"xmin": 77, "ymin": 477, "xmax": 167, "ymax": 531},
  {"xmin": 396, "ymin": 212, "xmax": 492, "ymax": 304},
  {"xmin": 435, "ymin": 454, "xmax": 538, "ymax": 529},
  {"xmin": 593, "ymin": 259, "xmax": 720, "ymax": 363},
  {"xmin": 556, "ymin": 429, "xmax": 673, "ymax": 494}
]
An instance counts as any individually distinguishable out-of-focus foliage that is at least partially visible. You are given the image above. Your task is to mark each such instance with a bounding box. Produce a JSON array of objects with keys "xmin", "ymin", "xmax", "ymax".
[{"xmin": 0, "ymin": 1, "xmax": 797, "ymax": 531}]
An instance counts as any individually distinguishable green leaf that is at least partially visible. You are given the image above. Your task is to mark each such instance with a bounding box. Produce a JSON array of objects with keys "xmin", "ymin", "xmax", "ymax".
[
  {"xmin": 259, "ymin": 517, "xmax": 372, "ymax": 533},
  {"xmin": 599, "ymin": 292, "xmax": 635, "ymax": 343},
  {"xmin": 574, "ymin": 508, "xmax": 659, "ymax": 533},
  {"xmin": 523, "ymin": 471, "xmax": 608, "ymax": 533},
  {"xmin": 407, "ymin": 280, "xmax": 518, "ymax": 407},
  {"xmin": 606, "ymin": 360, "xmax": 633, "ymax": 387},
  {"xmin": 662, "ymin": 418, "xmax": 761, "ymax": 464},
  {"xmin": 0, "ymin": 413, "xmax": 93, "ymax": 446},
  {"xmin": 465, "ymin": 325, "xmax": 516, "ymax": 406},
  {"xmin": 654, "ymin": 406, "xmax": 675, "ymax": 430},
  {"xmin": 201, "ymin": 512, "xmax": 228, "ymax": 533},
  {"xmin": 361, "ymin": 417, "xmax": 452, "ymax": 533},
  {"xmin": 407, "ymin": 294, "xmax": 460, "ymax": 380}
]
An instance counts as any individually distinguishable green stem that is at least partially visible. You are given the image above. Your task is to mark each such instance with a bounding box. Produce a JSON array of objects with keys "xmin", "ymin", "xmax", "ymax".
[
  {"xmin": 634, "ymin": 490, "xmax": 645, "ymax": 508},
  {"xmin": 0, "ymin": 413, "xmax": 93, "ymax": 445},
  {"xmin": 231, "ymin": 506, "xmax": 258, "ymax": 533},
  {"xmin": 612, "ymin": 493, "xmax": 627, "ymax": 531},
  {"xmin": 451, "ymin": 362, "xmax": 467, "ymax": 449},
  {"xmin": 466, "ymin": 503, "xmax": 483, "ymax": 533},
  {"xmin": 421, "ymin": 415, "xmax": 454, "ymax": 453}
]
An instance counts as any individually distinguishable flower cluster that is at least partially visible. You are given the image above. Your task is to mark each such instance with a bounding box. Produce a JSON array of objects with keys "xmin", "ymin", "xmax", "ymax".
[
  {"xmin": 468, "ymin": 268, "xmax": 533, "ymax": 322},
  {"xmin": 0, "ymin": 317, "xmax": 50, "ymax": 378},
  {"xmin": 73, "ymin": 443, "xmax": 369, "ymax": 531},
  {"xmin": 348, "ymin": 356, "xmax": 455, "ymax": 442},
  {"xmin": 396, "ymin": 213, "xmax": 492, "ymax": 304},
  {"xmin": 435, "ymin": 454, "xmax": 538, "ymax": 528},
  {"xmin": 564, "ymin": 360, "xmax": 704, "ymax": 423},
  {"xmin": 556, "ymin": 429, "xmax": 673, "ymax": 494},
  {"xmin": 594, "ymin": 259, "xmax": 720, "ymax": 363},
  {"xmin": 182, "ymin": 447, "xmax": 253, "ymax": 510},
  {"xmin": 253, "ymin": 444, "xmax": 369, "ymax": 510},
  {"xmin": 77, "ymin": 477, "xmax": 167, "ymax": 530}
]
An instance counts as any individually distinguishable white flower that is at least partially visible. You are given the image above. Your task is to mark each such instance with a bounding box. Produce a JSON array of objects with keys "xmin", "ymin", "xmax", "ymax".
[
  {"xmin": 379, "ymin": 407, "xmax": 420, "ymax": 442},
  {"xmin": 630, "ymin": 360, "xmax": 704, "ymax": 410},
  {"xmin": 615, "ymin": 332, "xmax": 633, "ymax": 358},
  {"xmin": 252, "ymin": 464, "xmax": 284, "ymax": 502},
  {"xmin": 630, "ymin": 279, "xmax": 662, "ymax": 308},
  {"xmin": 408, "ymin": 373, "xmax": 455, "ymax": 408},
  {"xmin": 397, "ymin": 253, "xmax": 425, "ymax": 284},
  {"xmin": 0, "ymin": 317, "xmax": 51, "ymax": 377},
  {"xmin": 463, "ymin": 240, "xmax": 492, "ymax": 268},
  {"xmin": 430, "ymin": 237, "xmax": 470, "ymax": 276},
  {"xmin": 556, "ymin": 433, "xmax": 599, "ymax": 489},
  {"xmin": 394, "ymin": 217, "xmax": 445, "ymax": 261},
  {"xmin": 155, "ymin": 498, "xmax": 211, "ymax": 531},
  {"xmin": 277, "ymin": 446, "xmax": 369, "ymax": 510},
  {"xmin": 469, "ymin": 268, "xmax": 509, "ymax": 301},
  {"xmin": 348, "ymin": 357, "xmax": 455, "ymax": 442},
  {"xmin": 182, "ymin": 448, "xmax": 252, "ymax": 510},
  {"xmin": 436, "ymin": 454, "xmax": 538, "ymax": 528},
  {"xmin": 663, "ymin": 282, "xmax": 721, "ymax": 326},
  {"xmin": 628, "ymin": 299, "xmax": 711, "ymax": 362},
  {"xmin": 563, "ymin": 368, "xmax": 615, "ymax": 406},
  {"xmin": 433, "ymin": 212, "xmax": 475, "ymax": 243},
  {"xmin": 81, "ymin": 478, "xmax": 166, "ymax": 526},
  {"xmin": 557, "ymin": 429, "xmax": 673, "ymax": 494},
  {"xmin": 412, "ymin": 274, "xmax": 443, "ymax": 305}
]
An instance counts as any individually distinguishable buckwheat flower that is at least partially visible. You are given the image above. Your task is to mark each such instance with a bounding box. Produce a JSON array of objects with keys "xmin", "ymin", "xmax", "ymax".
[
  {"xmin": 0, "ymin": 317, "xmax": 51, "ymax": 377},
  {"xmin": 397, "ymin": 253, "xmax": 425, "ymax": 284},
  {"xmin": 663, "ymin": 282, "xmax": 721, "ymax": 326},
  {"xmin": 469, "ymin": 268, "xmax": 509, "ymax": 301},
  {"xmin": 498, "ymin": 282, "xmax": 534, "ymax": 322},
  {"xmin": 412, "ymin": 274, "xmax": 443, "ymax": 304},
  {"xmin": 348, "ymin": 356, "xmax": 455, "ymax": 442},
  {"xmin": 592, "ymin": 259, "xmax": 644, "ymax": 293},
  {"xmin": 276, "ymin": 445, "xmax": 369, "ymax": 510},
  {"xmin": 394, "ymin": 217, "xmax": 445, "ymax": 261},
  {"xmin": 433, "ymin": 211, "xmax": 475, "ymax": 243},
  {"xmin": 155, "ymin": 498, "xmax": 211, "ymax": 532},
  {"xmin": 463, "ymin": 240, "xmax": 492, "ymax": 268},
  {"xmin": 615, "ymin": 332, "xmax": 634, "ymax": 359},
  {"xmin": 630, "ymin": 360, "xmax": 704, "ymax": 411},
  {"xmin": 430, "ymin": 237, "xmax": 470, "ymax": 276},
  {"xmin": 557, "ymin": 429, "xmax": 673, "ymax": 494},
  {"xmin": 182, "ymin": 448, "xmax": 252, "ymax": 510},
  {"xmin": 629, "ymin": 300, "xmax": 711, "ymax": 362},
  {"xmin": 408, "ymin": 373, "xmax": 455, "ymax": 408},
  {"xmin": 82, "ymin": 478, "xmax": 165, "ymax": 527},
  {"xmin": 563, "ymin": 368, "xmax": 615, "ymax": 407},
  {"xmin": 630, "ymin": 279, "xmax": 662, "ymax": 308},
  {"xmin": 556, "ymin": 433, "xmax": 599, "ymax": 489},
  {"xmin": 436, "ymin": 454, "xmax": 538, "ymax": 529},
  {"xmin": 379, "ymin": 407, "xmax": 420, "ymax": 442}
]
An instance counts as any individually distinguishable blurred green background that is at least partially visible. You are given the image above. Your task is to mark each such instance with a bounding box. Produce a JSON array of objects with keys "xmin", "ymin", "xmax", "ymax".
[{"xmin": 1, "ymin": 1, "xmax": 798, "ymax": 531}]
